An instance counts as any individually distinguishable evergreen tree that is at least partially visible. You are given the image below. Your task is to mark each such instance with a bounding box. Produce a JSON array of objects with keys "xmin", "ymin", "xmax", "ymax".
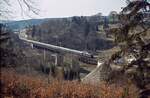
[{"xmin": 109, "ymin": 1, "xmax": 150, "ymax": 98}]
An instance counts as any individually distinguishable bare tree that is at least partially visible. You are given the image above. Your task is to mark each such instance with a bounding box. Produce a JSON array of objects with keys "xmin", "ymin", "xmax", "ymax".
[{"xmin": 0, "ymin": 0, "xmax": 39, "ymax": 19}]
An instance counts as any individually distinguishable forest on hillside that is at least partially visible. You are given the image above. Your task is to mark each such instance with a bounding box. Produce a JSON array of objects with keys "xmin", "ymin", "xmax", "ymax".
[{"xmin": 25, "ymin": 15, "xmax": 115, "ymax": 51}]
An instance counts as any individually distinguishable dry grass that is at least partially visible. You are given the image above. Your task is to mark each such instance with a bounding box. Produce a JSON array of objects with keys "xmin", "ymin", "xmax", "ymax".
[{"xmin": 0, "ymin": 69, "xmax": 138, "ymax": 98}]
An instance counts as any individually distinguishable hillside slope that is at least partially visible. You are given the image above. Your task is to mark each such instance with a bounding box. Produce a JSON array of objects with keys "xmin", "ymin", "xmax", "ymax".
[{"xmin": 26, "ymin": 15, "xmax": 114, "ymax": 51}]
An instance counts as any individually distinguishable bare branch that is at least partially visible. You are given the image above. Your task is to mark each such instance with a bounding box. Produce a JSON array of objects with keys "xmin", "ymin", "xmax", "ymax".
[
  {"xmin": 2, "ymin": 0, "xmax": 11, "ymax": 6},
  {"xmin": 0, "ymin": 0, "xmax": 39, "ymax": 20}
]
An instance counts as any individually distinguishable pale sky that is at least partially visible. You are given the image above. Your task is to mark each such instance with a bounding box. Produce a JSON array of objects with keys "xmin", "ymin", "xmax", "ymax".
[{"xmin": 9, "ymin": 0, "xmax": 126, "ymax": 20}]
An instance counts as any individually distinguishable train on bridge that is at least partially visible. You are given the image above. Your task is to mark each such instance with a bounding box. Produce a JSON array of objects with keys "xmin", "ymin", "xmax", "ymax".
[{"xmin": 19, "ymin": 36, "xmax": 98, "ymax": 65}]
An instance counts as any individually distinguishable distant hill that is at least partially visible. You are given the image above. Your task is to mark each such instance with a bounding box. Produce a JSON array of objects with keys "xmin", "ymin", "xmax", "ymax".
[
  {"xmin": 25, "ymin": 15, "xmax": 114, "ymax": 51},
  {"xmin": 2, "ymin": 18, "xmax": 50, "ymax": 31},
  {"xmin": 2, "ymin": 14, "xmax": 114, "ymax": 51}
]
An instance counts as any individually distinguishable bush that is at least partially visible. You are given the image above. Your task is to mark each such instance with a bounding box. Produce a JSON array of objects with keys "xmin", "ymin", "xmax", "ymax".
[{"xmin": 0, "ymin": 69, "xmax": 139, "ymax": 98}]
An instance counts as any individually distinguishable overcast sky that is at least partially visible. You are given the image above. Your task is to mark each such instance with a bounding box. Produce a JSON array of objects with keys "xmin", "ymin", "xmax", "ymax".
[{"xmin": 10, "ymin": 0, "xmax": 126, "ymax": 20}]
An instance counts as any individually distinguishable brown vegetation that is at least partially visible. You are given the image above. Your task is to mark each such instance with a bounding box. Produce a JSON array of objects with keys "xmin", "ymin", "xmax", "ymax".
[{"xmin": 0, "ymin": 69, "xmax": 138, "ymax": 98}]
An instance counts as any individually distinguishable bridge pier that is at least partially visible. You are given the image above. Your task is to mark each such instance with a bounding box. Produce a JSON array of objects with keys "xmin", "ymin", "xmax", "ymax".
[{"xmin": 51, "ymin": 54, "xmax": 63, "ymax": 66}]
